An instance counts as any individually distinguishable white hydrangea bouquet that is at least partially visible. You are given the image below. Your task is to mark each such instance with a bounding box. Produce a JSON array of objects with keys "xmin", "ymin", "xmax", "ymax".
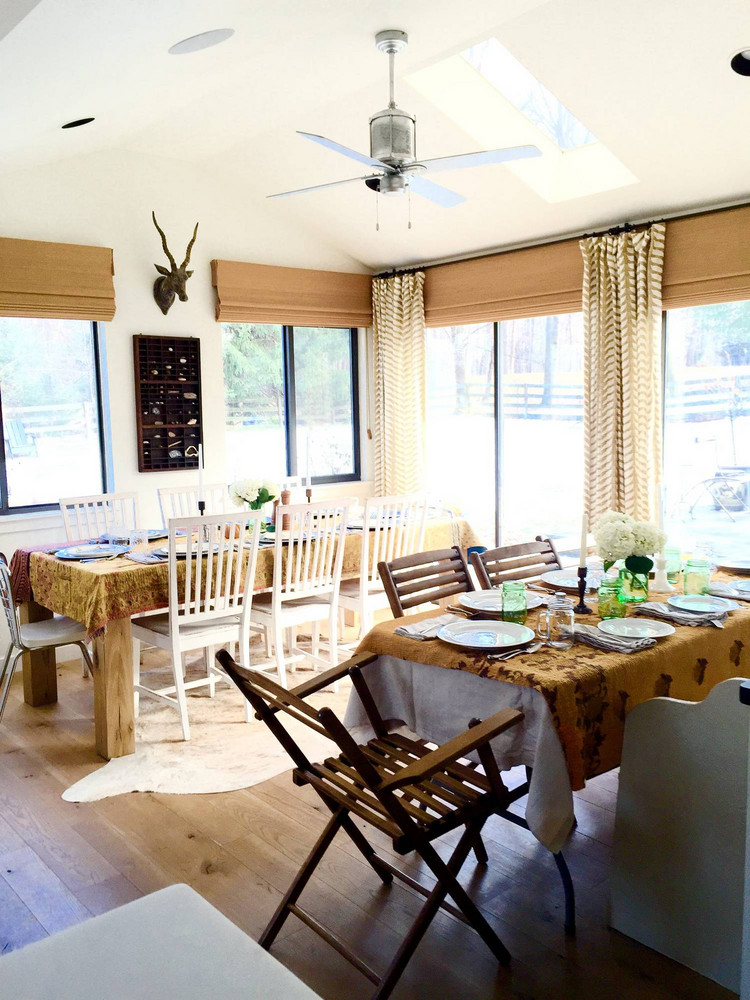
[
  {"xmin": 593, "ymin": 510, "xmax": 667, "ymax": 602},
  {"xmin": 229, "ymin": 478, "xmax": 280, "ymax": 511}
]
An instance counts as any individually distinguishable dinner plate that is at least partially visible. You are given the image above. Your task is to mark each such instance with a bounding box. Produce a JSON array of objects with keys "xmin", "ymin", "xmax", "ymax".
[
  {"xmin": 100, "ymin": 529, "xmax": 169, "ymax": 543},
  {"xmin": 458, "ymin": 591, "xmax": 544, "ymax": 614},
  {"xmin": 598, "ymin": 618, "xmax": 675, "ymax": 639},
  {"xmin": 667, "ymin": 594, "xmax": 740, "ymax": 613},
  {"xmin": 539, "ymin": 568, "xmax": 604, "ymax": 592},
  {"xmin": 153, "ymin": 542, "xmax": 222, "ymax": 559},
  {"xmin": 437, "ymin": 619, "xmax": 535, "ymax": 651},
  {"xmin": 733, "ymin": 579, "xmax": 750, "ymax": 593},
  {"xmin": 717, "ymin": 558, "xmax": 750, "ymax": 573},
  {"xmin": 55, "ymin": 544, "xmax": 129, "ymax": 561}
]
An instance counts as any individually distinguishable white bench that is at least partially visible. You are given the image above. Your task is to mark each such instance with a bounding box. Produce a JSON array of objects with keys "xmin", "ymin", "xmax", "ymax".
[{"xmin": 0, "ymin": 883, "xmax": 321, "ymax": 999}]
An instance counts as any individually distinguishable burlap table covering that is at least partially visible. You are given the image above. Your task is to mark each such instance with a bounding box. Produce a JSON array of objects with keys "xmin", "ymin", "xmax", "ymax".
[
  {"xmin": 26, "ymin": 517, "xmax": 481, "ymax": 639},
  {"xmin": 356, "ymin": 578, "xmax": 750, "ymax": 790}
]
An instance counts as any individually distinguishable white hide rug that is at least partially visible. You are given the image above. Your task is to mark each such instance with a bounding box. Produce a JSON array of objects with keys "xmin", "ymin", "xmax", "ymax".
[{"xmin": 62, "ymin": 659, "xmax": 344, "ymax": 803}]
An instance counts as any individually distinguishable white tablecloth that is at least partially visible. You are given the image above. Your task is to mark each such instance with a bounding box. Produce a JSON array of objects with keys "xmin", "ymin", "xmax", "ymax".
[{"xmin": 343, "ymin": 655, "xmax": 575, "ymax": 853}]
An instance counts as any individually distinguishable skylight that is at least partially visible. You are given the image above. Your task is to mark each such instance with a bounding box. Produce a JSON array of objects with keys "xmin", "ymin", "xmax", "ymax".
[{"xmin": 462, "ymin": 38, "xmax": 596, "ymax": 151}]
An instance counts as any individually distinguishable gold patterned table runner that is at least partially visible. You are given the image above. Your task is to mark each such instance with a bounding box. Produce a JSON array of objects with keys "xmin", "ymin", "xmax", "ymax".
[
  {"xmin": 27, "ymin": 517, "xmax": 481, "ymax": 639},
  {"xmin": 356, "ymin": 583, "xmax": 750, "ymax": 789}
]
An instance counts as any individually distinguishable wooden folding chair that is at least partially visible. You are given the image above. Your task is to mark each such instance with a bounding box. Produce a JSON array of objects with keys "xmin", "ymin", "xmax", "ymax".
[
  {"xmin": 218, "ymin": 648, "xmax": 526, "ymax": 1000},
  {"xmin": 377, "ymin": 545, "xmax": 474, "ymax": 618},
  {"xmin": 470, "ymin": 537, "xmax": 562, "ymax": 589}
]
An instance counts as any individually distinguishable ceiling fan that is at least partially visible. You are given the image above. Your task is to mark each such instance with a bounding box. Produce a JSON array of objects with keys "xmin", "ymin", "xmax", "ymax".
[{"xmin": 268, "ymin": 29, "xmax": 542, "ymax": 208}]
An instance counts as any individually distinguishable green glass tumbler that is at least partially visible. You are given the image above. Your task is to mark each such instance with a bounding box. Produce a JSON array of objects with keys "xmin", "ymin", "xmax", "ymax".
[
  {"xmin": 665, "ymin": 546, "xmax": 682, "ymax": 585},
  {"xmin": 597, "ymin": 577, "xmax": 626, "ymax": 619},
  {"xmin": 684, "ymin": 558, "xmax": 711, "ymax": 595},
  {"xmin": 502, "ymin": 580, "xmax": 527, "ymax": 625}
]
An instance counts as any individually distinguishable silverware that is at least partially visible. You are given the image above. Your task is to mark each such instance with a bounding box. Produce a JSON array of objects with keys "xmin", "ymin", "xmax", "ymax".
[{"xmin": 487, "ymin": 641, "xmax": 544, "ymax": 661}]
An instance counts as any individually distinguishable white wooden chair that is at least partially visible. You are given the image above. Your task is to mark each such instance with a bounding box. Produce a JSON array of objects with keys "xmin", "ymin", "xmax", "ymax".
[
  {"xmin": 338, "ymin": 495, "xmax": 428, "ymax": 640},
  {"xmin": 250, "ymin": 499, "xmax": 352, "ymax": 688},
  {"xmin": 157, "ymin": 483, "xmax": 229, "ymax": 527},
  {"xmin": 0, "ymin": 558, "xmax": 93, "ymax": 721},
  {"xmin": 59, "ymin": 492, "xmax": 140, "ymax": 541},
  {"xmin": 130, "ymin": 513, "xmax": 261, "ymax": 741}
]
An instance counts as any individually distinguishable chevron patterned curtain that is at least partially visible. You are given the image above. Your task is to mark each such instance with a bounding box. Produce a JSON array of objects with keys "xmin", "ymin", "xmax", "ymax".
[
  {"xmin": 372, "ymin": 272, "xmax": 426, "ymax": 495},
  {"xmin": 580, "ymin": 223, "xmax": 666, "ymax": 522}
]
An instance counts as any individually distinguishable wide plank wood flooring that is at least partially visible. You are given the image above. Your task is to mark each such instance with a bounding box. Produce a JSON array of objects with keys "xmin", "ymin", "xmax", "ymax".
[{"xmin": 0, "ymin": 659, "xmax": 737, "ymax": 1000}]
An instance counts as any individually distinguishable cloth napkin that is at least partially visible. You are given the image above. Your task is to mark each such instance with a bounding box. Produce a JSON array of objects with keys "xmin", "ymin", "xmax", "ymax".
[
  {"xmin": 709, "ymin": 581, "xmax": 750, "ymax": 603},
  {"xmin": 559, "ymin": 623, "xmax": 656, "ymax": 654},
  {"xmin": 125, "ymin": 551, "xmax": 166, "ymax": 565},
  {"xmin": 634, "ymin": 601, "xmax": 728, "ymax": 627},
  {"xmin": 394, "ymin": 614, "xmax": 461, "ymax": 640}
]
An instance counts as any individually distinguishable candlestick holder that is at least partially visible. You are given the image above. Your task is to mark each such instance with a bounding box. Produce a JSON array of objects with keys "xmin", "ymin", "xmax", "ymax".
[
  {"xmin": 651, "ymin": 551, "xmax": 675, "ymax": 595},
  {"xmin": 574, "ymin": 566, "xmax": 593, "ymax": 614},
  {"xmin": 305, "ymin": 487, "xmax": 312, "ymax": 504},
  {"xmin": 197, "ymin": 500, "xmax": 206, "ymax": 516}
]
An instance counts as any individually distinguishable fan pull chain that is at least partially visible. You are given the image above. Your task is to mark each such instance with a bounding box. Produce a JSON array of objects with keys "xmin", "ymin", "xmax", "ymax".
[
  {"xmin": 375, "ymin": 191, "xmax": 380, "ymax": 231},
  {"xmin": 408, "ymin": 186, "xmax": 412, "ymax": 230}
]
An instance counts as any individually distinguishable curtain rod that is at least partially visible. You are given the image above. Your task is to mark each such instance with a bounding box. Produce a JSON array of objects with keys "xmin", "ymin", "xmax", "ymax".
[{"xmin": 373, "ymin": 196, "xmax": 750, "ymax": 280}]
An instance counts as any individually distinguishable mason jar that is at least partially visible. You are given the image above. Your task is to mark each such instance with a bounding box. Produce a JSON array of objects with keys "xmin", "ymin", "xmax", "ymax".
[
  {"xmin": 502, "ymin": 580, "xmax": 527, "ymax": 625},
  {"xmin": 597, "ymin": 577, "xmax": 626, "ymax": 619},
  {"xmin": 537, "ymin": 592, "xmax": 575, "ymax": 649},
  {"xmin": 684, "ymin": 558, "xmax": 711, "ymax": 596}
]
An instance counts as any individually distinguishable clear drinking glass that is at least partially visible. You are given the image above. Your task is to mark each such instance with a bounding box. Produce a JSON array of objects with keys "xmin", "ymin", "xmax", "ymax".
[
  {"xmin": 129, "ymin": 528, "xmax": 149, "ymax": 553},
  {"xmin": 665, "ymin": 546, "xmax": 682, "ymax": 585},
  {"xmin": 502, "ymin": 580, "xmax": 527, "ymax": 624},
  {"xmin": 537, "ymin": 592, "xmax": 575, "ymax": 649},
  {"xmin": 684, "ymin": 558, "xmax": 711, "ymax": 595}
]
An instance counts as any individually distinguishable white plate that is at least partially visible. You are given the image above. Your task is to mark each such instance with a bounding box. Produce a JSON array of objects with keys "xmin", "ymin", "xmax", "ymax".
[
  {"xmin": 717, "ymin": 558, "xmax": 750, "ymax": 572},
  {"xmin": 153, "ymin": 542, "xmax": 221, "ymax": 559},
  {"xmin": 55, "ymin": 544, "xmax": 129, "ymax": 560},
  {"xmin": 668, "ymin": 594, "xmax": 740, "ymax": 613},
  {"xmin": 437, "ymin": 619, "xmax": 535, "ymax": 651},
  {"xmin": 598, "ymin": 618, "xmax": 675, "ymax": 639},
  {"xmin": 733, "ymin": 579, "xmax": 750, "ymax": 593},
  {"xmin": 540, "ymin": 568, "xmax": 604, "ymax": 592},
  {"xmin": 459, "ymin": 591, "xmax": 544, "ymax": 614}
]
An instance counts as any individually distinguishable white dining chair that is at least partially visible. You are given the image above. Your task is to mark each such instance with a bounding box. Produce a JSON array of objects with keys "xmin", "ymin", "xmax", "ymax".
[
  {"xmin": 130, "ymin": 513, "xmax": 261, "ymax": 741},
  {"xmin": 0, "ymin": 558, "xmax": 93, "ymax": 722},
  {"xmin": 59, "ymin": 492, "xmax": 140, "ymax": 542},
  {"xmin": 338, "ymin": 494, "xmax": 428, "ymax": 640},
  {"xmin": 157, "ymin": 483, "xmax": 229, "ymax": 527},
  {"xmin": 250, "ymin": 499, "xmax": 352, "ymax": 688}
]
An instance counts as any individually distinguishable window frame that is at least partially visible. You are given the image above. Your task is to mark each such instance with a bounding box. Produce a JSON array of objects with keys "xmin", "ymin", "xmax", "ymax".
[{"xmin": 0, "ymin": 319, "xmax": 109, "ymax": 516}]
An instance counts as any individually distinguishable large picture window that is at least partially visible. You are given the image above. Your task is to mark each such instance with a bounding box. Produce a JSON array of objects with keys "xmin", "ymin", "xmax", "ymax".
[
  {"xmin": 663, "ymin": 300, "xmax": 750, "ymax": 550},
  {"xmin": 0, "ymin": 317, "xmax": 106, "ymax": 513},
  {"xmin": 223, "ymin": 324, "xmax": 360, "ymax": 484}
]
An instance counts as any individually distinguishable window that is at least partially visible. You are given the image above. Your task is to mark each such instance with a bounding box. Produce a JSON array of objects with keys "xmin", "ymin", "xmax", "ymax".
[
  {"xmin": 663, "ymin": 301, "xmax": 750, "ymax": 551},
  {"xmin": 462, "ymin": 38, "xmax": 596, "ymax": 150},
  {"xmin": 0, "ymin": 317, "xmax": 106, "ymax": 512},
  {"xmin": 223, "ymin": 324, "xmax": 360, "ymax": 484},
  {"xmin": 425, "ymin": 314, "xmax": 584, "ymax": 548}
]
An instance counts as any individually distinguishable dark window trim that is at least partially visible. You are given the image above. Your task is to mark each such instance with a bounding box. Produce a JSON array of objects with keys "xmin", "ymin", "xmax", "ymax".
[
  {"xmin": 283, "ymin": 325, "xmax": 361, "ymax": 485},
  {"xmin": 0, "ymin": 319, "xmax": 108, "ymax": 516}
]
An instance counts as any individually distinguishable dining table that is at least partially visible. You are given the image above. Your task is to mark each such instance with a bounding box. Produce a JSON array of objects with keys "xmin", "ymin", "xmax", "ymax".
[
  {"xmin": 347, "ymin": 572, "xmax": 750, "ymax": 852},
  {"xmin": 14, "ymin": 515, "xmax": 479, "ymax": 760}
]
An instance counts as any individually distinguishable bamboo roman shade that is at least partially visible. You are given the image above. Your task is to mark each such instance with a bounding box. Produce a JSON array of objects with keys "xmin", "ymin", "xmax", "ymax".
[
  {"xmin": 211, "ymin": 259, "xmax": 372, "ymax": 327},
  {"xmin": 0, "ymin": 237, "xmax": 115, "ymax": 321},
  {"xmin": 423, "ymin": 238, "xmax": 583, "ymax": 326},
  {"xmin": 662, "ymin": 204, "xmax": 750, "ymax": 308}
]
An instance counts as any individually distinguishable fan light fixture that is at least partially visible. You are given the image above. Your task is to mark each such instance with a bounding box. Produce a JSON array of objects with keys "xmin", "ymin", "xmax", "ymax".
[
  {"xmin": 61, "ymin": 117, "xmax": 95, "ymax": 129},
  {"xmin": 730, "ymin": 48, "xmax": 750, "ymax": 76},
  {"xmin": 168, "ymin": 28, "xmax": 234, "ymax": 55}
]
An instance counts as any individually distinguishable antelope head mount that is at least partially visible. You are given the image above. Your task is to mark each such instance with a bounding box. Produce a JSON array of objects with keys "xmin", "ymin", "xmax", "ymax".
[{"xmin": 151, "ymin": 211, "xmax": 199, "ymax": 315}]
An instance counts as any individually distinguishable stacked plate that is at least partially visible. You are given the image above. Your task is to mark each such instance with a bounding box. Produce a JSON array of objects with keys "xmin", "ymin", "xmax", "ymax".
[
  {"xmin": 667, "ymin": 594, "xmax": 740, "ymax": 613},
  {"xmin": 457, "ymin": 591, "xmax": 545, "ymax": 615},
  {"xmin": 55, "ymin": 544, "xmax": 129, "ymax": 561},
  {"xmin": 539, "ymin": 567, "xmax": 604, "ymax": 592},
  {"xmin": 437, "ymin": 619, "xmax": 535, "ymax": 652}
]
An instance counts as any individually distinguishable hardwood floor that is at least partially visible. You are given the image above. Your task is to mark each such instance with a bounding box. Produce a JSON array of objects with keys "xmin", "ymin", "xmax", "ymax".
[{"xmin": 0, "ymin": 658, "xmax": 737, "ymax": 999}]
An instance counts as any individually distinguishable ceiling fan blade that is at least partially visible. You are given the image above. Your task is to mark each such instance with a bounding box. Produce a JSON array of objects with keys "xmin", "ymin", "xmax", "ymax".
[
  {"xmin": 407, "ymin": 174, "xmax": 466, "ymax": 208},
  {"xmin": 267, "ymin": 175, "xmax": 383, "ymax": 199},
  {"xmin": 419, "ymin": 145, "xmax": 542, "ymax": 173},
  {"xmin": 297, "ymin": 131, "xmax": 393, "ymax": 171}
]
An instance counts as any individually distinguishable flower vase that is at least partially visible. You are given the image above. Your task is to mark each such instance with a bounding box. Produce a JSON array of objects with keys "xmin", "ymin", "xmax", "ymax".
[{"xmin": 618, "ymin": 568, "xmax": 649, "ymax": 603}]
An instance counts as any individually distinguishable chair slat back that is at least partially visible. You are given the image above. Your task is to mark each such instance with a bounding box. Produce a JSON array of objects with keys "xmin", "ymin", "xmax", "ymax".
[
  {"xmin": 378, "ymin": 545, "xmax": 474, "ymax": 618},
  {"xmin": 272, "ymin": 499, "xmax": 352, "ymax": 604},
  {"xmin": 166, "ymin": 513, "xmax": 260, "ymax": 630},
  {"xmin": 157, "ymin": 484, "xmax": 229, "ymax": 527},
  {"xmin": 0, "ymin": 558, "xmax": 21, "ymax": 647},
  {"xmin": 60, "ymin": 492, "xmax": 140, "ymax": 541},
  {"xmin": 360, "ymin": 495, "xmax": 428, "ymax": 589},
  {"xmin": 470, "ymin": 537, "xmax": 562, "ymax": 589}
]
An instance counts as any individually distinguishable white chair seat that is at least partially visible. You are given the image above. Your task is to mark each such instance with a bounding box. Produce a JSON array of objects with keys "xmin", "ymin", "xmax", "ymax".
[
  {"xmin": 339, "ymin": 579, "xmax": 385, "ymax": 598},
  {"xmin": 250, "ymin": 592, "xmax": 332, "ymax": 626},
  {"xmin": 20, "ymin": 615, "xmax": 88, "ymax": 649},
  {"xmin": 132, "ymin": 611, "xmax": 242, "ymax": 640}
]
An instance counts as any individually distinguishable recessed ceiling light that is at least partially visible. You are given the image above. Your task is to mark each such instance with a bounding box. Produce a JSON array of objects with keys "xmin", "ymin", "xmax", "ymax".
[
  {"xmin": 168, "ymin": 28, "xmax": 234, "ymax": 55},
  {"xmin": 730, "ymin": 48, "xmax": 750, "ymax": 76},
  {"xmin": 61, "ymin": 117, "xmax": 95, "ymax": 129}
]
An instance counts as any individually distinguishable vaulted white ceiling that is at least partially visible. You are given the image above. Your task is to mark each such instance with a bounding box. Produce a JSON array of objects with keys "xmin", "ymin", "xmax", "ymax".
[{"xmin": 2, "ymin": 0, "xmax": 749, "ymax": 271}]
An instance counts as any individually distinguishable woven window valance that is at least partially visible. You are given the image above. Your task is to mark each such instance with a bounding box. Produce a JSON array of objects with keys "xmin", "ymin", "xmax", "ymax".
[
  {"xmin": 0, "ymin": 237, "xmax": 116, "ymax": 321},
  {"xmin": 662, "ymin": 204, "xmax": 750, "ymax": 308},
  {"xmin": 211, "ymin": 259, "xmax": 372, "ymax": 328}
]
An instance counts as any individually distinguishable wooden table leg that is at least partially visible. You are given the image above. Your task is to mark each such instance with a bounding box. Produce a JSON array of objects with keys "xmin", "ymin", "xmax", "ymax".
[
  {"xmin": 93, "ymin": 618, "xmax": 135, "ymax": 759},
  {"xmin": 20, "ymin": 600, "xmax": 57, "ymax": 706}
]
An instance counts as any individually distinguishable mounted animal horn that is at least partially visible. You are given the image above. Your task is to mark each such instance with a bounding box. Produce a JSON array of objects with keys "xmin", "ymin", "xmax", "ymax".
[{"xmin": 151, "ymin": 212, "xmax": 199, "ymax": 315}]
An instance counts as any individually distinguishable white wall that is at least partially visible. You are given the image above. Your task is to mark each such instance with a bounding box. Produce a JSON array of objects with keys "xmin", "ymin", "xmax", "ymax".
[{"xmin": 0, "ymin": 147, "xmax": 374, "ymax": 555}]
